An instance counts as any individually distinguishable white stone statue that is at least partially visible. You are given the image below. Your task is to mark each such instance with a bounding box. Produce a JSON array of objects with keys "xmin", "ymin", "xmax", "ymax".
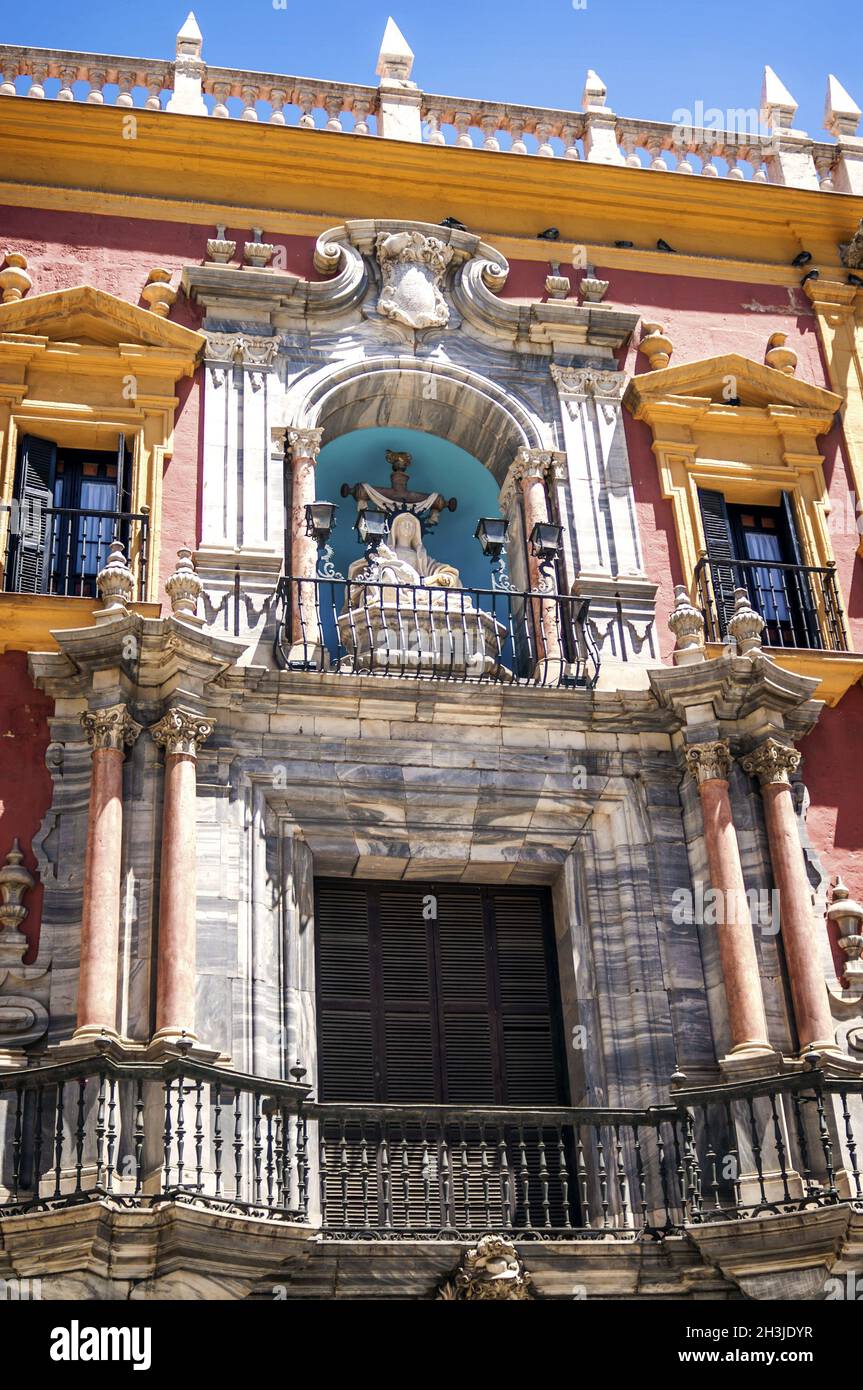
[{"xmin": 348, "ymin": 511, "xmax": 461, "ymax": 592}]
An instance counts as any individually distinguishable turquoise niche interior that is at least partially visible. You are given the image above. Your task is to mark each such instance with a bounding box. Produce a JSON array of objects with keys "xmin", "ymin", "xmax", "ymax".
[{"xmin": 314, "ymin": 426, "xmax": 503, "ymax": 591}]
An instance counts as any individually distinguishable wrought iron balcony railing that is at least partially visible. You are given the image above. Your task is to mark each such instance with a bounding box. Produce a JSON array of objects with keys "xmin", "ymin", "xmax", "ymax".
[
  {"xmin": 1, "ymin": 504, "xmax": 150, "ymax": 601},
  {"xmin": 2, "ymin": 1055, "xmax": 860, "ymax": 1241},
  {"xmin": 273, "ymin": 574, "xmax": 600, "ymax": 688},
  {"xmin": 694, "ymin": 554, "xmax": 849, "ymax": 652}
]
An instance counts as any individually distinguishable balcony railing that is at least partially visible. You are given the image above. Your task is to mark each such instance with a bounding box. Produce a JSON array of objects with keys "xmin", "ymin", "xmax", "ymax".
[
  {"xmin": 273, "ymin": 574, "xmax": 600, "ymax": 688},
  {"xmin": 1, "ymin": 1057, "xmax": 861, "ymax": 1237},
  {"xmin": 1, "ymin": 504, "xmax": 149, "ymax": 600},
  {"xmin": 694, "ymin": 555, "xmax": 849, "ymax": 652}
]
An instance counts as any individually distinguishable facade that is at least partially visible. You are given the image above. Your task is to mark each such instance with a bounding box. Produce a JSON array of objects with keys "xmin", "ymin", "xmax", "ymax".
[{"xmin": 1, "ymin": 14, "xmax": 863, "ymax": 1301}]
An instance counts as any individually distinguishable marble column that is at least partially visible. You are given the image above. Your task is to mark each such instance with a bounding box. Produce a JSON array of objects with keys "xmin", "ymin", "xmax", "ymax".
[
  {"xmin": 287, "ymin": 426, "xmax": 324, "ymax": 665},
  {"xmin": 75, "ymin": 705, "xmax": 142, "ymax": 1041},
  {"xmin": 684, "ymin": 741, "xmax": 773, "ymax": 1061},
  {"xmin": 742, "ymin": 738, "xmax": 838, "ymax": 1055},
  {"xmin": 150, "ymin": 709, "xmax": 214, "ymax": 1046},
  {"xmin": 504, "ymin": 448, "xmax": 565, "ymax": 672}
]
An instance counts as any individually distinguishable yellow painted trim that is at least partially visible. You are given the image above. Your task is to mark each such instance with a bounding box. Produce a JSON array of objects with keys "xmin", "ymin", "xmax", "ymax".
[
  {"xmin": 804, "ymin": 280, "xmax": 863, "ymax": 558},
  {"xmin": 1, "ymin": 99, "xmax": 861, "ymax": 272},
  {"xmin": 625, "ymin": 352, "xmax": 860, "ymax": 702},
  {"xmin": 0, "ymin": 286, "xmax": 204, "ymax": 606},
  {"xmin": 0, "ymin": 593, "xmax": 161, "ymax": 653},
  {"xmin": 705, "ymin": 642, "xmax": 863, "ymax": 707}
]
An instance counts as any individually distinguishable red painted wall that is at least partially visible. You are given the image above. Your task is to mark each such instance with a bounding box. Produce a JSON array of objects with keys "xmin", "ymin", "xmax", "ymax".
[{"xmin": 0, "ymin": 651, "xmax": 52, "ymax": 963}]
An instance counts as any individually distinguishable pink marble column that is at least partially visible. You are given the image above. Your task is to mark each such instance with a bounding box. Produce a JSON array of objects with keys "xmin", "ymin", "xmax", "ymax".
[
  {"xmin": 506, "ymin": 449, "xmax": 564, "ymax": 670},
  {"xmin": 287, "ymin": 426, "xmax": 324, "ymax": 663},
  {"xmin": 742, "ymin": 737, "xmax": 838, "ymax": 1054},
  {"xmin": 75, "ymin": 705, "xmax": 142, "ymax": 1041},
  {"xmin": 685, "ymin": 741, "xmax": 773, "ymax": 1060},
  {"xmin": 150, "ymin": 709, "xmax": 214, "ymax": 1047}
]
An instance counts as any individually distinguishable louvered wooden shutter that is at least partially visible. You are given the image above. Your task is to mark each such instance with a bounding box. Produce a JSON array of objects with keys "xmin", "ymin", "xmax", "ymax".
[
  {"xmin": 780, "ymin": 491, "xmax": 821, "ymax": 648},
  {"xmin": 10, "ymin": 435, "xmax": 56, "ymax": 594},
  {"xmin": 491, "ymin": 890, "xmax": 563, "ymax": 1106},
  {"xmin": 316, "ymin": 881, "xmax": 376, "ymax": 1100},
  {"xmin": 697, "ymin": 487, "xmax": 738, "ymax": 638}
]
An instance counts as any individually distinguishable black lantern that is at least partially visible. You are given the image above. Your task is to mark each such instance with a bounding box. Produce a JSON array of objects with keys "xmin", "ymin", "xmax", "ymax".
[
  {"xmin": 355, "ymin": 507, "xmax": 390, "ymax": 551},
  {"xmin": 305, "ymin": 500, "xmax": 337, "ymax": 545},
  {"xmin": 474, "ymin": 516, "xmax": 509, "ymax": 562},
  {"xmin": 529, "ymin": 521, "xmax": 563, "ymax": 562}
]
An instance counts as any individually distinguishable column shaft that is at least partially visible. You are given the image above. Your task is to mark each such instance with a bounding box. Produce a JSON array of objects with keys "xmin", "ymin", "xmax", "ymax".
[
  {"xmin": 155, "ymin": 753, "xmax": 198, "ymax": 1042},
  {"xmin": 77, "ymin": 747, "xmax": 124, "ymax": 1037},
  {"xmin": 288, "ymin": 428, "xmax": 323, "ymax": 661}
]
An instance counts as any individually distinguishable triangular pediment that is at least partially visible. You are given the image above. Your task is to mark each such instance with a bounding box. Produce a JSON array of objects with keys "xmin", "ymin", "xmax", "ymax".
[
  {"xmin": 625, "ymin": 352, "xmax": 841, "ymax": 416},
  {"xmin": 0, "ymin": 285, "xmax": 204, "ymax": 357}
]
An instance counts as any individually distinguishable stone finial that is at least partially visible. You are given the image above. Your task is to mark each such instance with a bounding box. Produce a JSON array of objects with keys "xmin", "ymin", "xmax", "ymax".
[
  {"xmin": 827, "ymin": 879, "xmax": 863, "ymax": 986},
  {"xmin": 376, "ymin": 17, "xmax": 415, "ymax": 82},
  {"xmin": 765, "ymin": 331, "xmax": 797, "ymax": 376},
  {"xmin": 582, "ymin": 69, "xmax": 608, "ymax": 109},
  {"xmin": 684, "ymin": 740, "xmax": 732, "ymax": 786},
  {"xmin": 142, "ymin": 267, "xmax": 177, "ymax": 317},
  {"xmin": 741, "ymin": 736, "xmax": 801, "ymax": 786},
  {"xmin": 96, "ymin": 539, "xmax": 134, "ymax": 617},
  {"xmin": 165, "ymin": 545, "xmax": 204, "ymax": 625},
  {"xmin": 81, "ymin": 704, "xmax": 143, "ymax": 753},
  {"xmin": 545, "ymin": 273, "xmax": 570, "ymax": 300},
  {"xmin": 824, "ymin": 74, "xmax": 861, "ymax": 139},
  {"xmin": 760, "ymin": 65, "xmax": 799, "ymax": 132},
  {"xmin": 206, "ymin": 225, "xmax": 236, "ymax": 264},
  {"xmin": 639, "ymin": 322, "xmax": 673, "ymax": 370},
  {"xmin": 151, "ymin": 708, "xmax": 214, "ymax": 759},
  {"xmin": 0, "ymin": 840, "xmax": 35, "ymax": 945},
  {"xmin": 668, "ymin": 584, "xmax": 706, "ymax": 665},
  {"xmin": 176, "ymin": 11, "xmax": 203, "ymax": 59},
  {"xmin": 243, "ymin": 229, "xmax": 275, "ymax": 269},
  {"xmin": 0, "ymin": 251, "xmax": 32, "ymax": 303},
  {"xmin": 727, "ymin": 586, "xmax": 764, "ymax": 655},
  {"xmin": 579, "ymin": 275, "xmax": 609, "ymax": 304}
]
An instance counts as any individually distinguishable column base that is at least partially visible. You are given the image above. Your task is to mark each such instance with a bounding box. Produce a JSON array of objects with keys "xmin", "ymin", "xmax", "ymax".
[
  {"xmin": 718, "ymin": 1043, "xmax": 783, "ymax": 1079},
  {"xmin": 145, "ymin": 1031, "xmax": 224, "ymax": 1065},
  {"xmin": 48, "ymin": 1032, "xmax": 146, "ymax": 1061}
]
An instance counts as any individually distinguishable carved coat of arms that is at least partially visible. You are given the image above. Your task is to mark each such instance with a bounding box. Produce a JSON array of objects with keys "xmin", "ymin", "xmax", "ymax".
[{"xmin": 375, "ymin": 230, "xmax": 454, "ymax": 329}]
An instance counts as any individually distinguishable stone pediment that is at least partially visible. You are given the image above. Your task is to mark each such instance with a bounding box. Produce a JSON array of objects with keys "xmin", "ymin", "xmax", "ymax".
[
  {"xmin": 0, "ymin": 285, "xmax": 204, "ymax": 366},
  {"xmin": 626, "ymin": 352, "xmax": 841, "ymax": 421}
]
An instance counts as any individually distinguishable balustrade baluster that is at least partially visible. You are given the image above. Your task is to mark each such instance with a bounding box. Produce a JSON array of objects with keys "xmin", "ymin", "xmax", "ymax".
[
  {"xmin": 815, "ymin": 1084, "xmax": 838, "ymax": 1199},
  {"xmin": 459, "ymin": 1123, "xmax": 471, "ymax": 1228},
  {"xmin": 265, "ymin": 1107, "xmax": 275, "ymax": 1207},
  {"xmin": 840, "ymin": 1091, "xmax": 862, "ymax": 1199},
  {"xmin": 440, "ymin": 1131, "xmax": 452, "ymax": 1227},
  {"xmin": 74, "ymin": 1079, "xmax": 86, "ymax": 1195},
  {"xmin": 746, "ymin": 1096, "xmax": 769, "ymax": 1208},
  {"xmin": 632, "ymin": 1125, "xmax": 647, "ymax": 1230},
  {"xmin": 252, "ymin": 1092, "xmax": 263, "ymax": 1204},
  {"xmin": 360, "ymin": 1126, "xmax": 370, "ymax": 1228},
  {"xmin": 380, "ymin": 1130, "xmax": 392, "ymax": 1229},
  {"xmin": 339, "ymin": 1118, "xmax": 349, "ymax": 1224},
  {"xmin": 33, "ymin": 1087, "xmax": 46, "ymax": 1202},
  {"xmin": 613, "ymin": 1123, "xmax": 628, "ymax": 1227},
  {"xmin": 499, "ymin": 1130, "xmax": 513, "ymax": 1227},
  {"xmin": 480, "ymin": 1124, "xmax": 492, "ymax": 1228},
  {"xmin": 518, "ymin": 1122, "xmax": 533, "ymax": 1230},
  {"xmin": 576, "ymin": 1126, "xmax": 590, "ymax": 1227},
  {"xmin": 702, "ymin": 1106, "xmax": 722, "ymax": 1213},
  {"xmin": 94, "ymin": 1073, "xmax": 106, "ymax": 1191},
  {"xmin": 194, "ymin": 1082, "xmax": 204, "ymax": 1193},
  {"xmin": 175, "ymin": 1073, "xmax": 186, "ymax": 1189},
  {"xmin": 233, "ymin": 1090, "xmax": 243, "ymax": 1201},
  {"xmin": 213, "ymin": 1084, "xmax": 223, "ymax": 1199},
  {"xmin": 52, "ymin": 1082, "xmax": 65, "ymax": 1199},
  {"xmin": 420, "ymin": 1122, "xmax": 430, "ymax": 1228},
  {"xmin": 401, "ymin": 1132, "xmax": 412, "ymax": 1228},
  {"xmin": 162, "ymin": 1078, "xmax": 173, "ymax": 1193},
  {"xmin": 105, "ymin": 1077, "xmax": 117, "ymax": 1193},
  {"xmin": 133, "ymin": 1079, "xmax": 145, "ymax": 1196},
  {"xmin": 319, "ymin": 1127, "xmax": 329, "ymax": 1227},
  {"xmin": 722, "ymin": 1101, "xmax": 742, "ymax": 1213},
  {"xmin": 768, "ymin": 1089, "xmax": 792, "ymax": 1203},
  {"xmin": 792, "ymin": 1093, "xmax": 816, "ymax": 1199},
  {"xmin": 557, "ymin": 1125, "xmax": 573, "ymax": 1229},
  {"xmin": 538, "ymin": 1127, "xmax": 551, "ymax": 1228},
  {"xmin": 595, "ymin": 1125, "xmax": 610, "ymax": 1228}
]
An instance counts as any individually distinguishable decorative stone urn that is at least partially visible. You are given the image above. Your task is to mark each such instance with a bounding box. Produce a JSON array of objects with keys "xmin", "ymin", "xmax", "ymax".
[
  {"xmin": 727, "ymin": 586, "xmax": 764, "ymax": 655},
  {"xmin": 765, "ymin": 331, "xmax": 798, "ymax": 376},
  {"xmin": 96, "ymin": 539, "xmax": 134, "ymax": 618},
  {"xmin": 141, "ymin": 267, "xmax": 177, "ymax": 317},
  {"xmin": 206, "ymin": 224, "xmax": 236, "ymax": 264},
  {"xmin": 165, "ymin": 546, "xmax": 204, "ymax": 624},
  {"xmin": 828, "ymin": 879, "xmax": 863, "ymax": 986},
  {"xmin": 244, "ymin": 228, "xmax": 275, "ymax": 268},
  {"xmin": 639, "ymin": 322, "xmax": 674, "ymax": 369},
  {"xmin": 0, "ymin": 250, "xmax": 32, "ymax": 303},
  {"xmin": 668, "ymin": 583, "xmax": 705, "ymax": 665}
]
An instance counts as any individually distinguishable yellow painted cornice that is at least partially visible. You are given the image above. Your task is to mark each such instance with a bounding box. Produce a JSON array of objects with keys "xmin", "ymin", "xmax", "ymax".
[
  {"xmin": 0, "ymin": 285, "xmax": 205, "ymax": 372},
  {"xmin": 625, "ymin": 353, "xmax": 842, "ymax": 419},
  {"xmin": 705, "ymin": 642, "xmax": 863, "ymax": 707},
  {"xmin": 1, "ymin": 100, "xmax": 862, "ymax": 272},
  {"xmin": 0, "ymin": 594, "xmax": 161, "ymax": 654}
]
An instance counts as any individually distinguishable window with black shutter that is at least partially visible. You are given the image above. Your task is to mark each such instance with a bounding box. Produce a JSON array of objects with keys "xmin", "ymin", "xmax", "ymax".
[
  {"xmin": 315, "ymin": 880, "xmax": 567, "ymax": 1106},
  {"xmin": 315, "ymin": 880, "xmax": 571, "ymax": 1229}
]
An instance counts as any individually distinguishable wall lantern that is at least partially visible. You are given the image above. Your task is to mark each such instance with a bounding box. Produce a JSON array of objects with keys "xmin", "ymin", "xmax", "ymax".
[
  {"xmin": 474, "ymin": 516, "xmax": 509, "ymax": 562},
  {"xmin": 305, "ymin": 500, "xmax": 338, "ymax": 546},
  {"xmin": 529, "ymin": 521, "xmax": 563, "ymax": 561},
  {"xmin": 355, "ymin": 507, "xmax": 390, "ymax": 550}
]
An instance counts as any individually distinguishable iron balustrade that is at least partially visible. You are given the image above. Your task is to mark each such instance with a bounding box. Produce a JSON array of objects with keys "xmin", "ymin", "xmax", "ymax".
[
  {"xmin": 0, "ymin": 1053, "xmax": 310, "ymax": 1221},
  {"xmin": 694, "ymin": 554, "xmax": 849, "ymax": 652},
  {"xmin": 274, "ymin": 573, "xmax": 600, "ymax": 688},
  {"xmin": 2, "ymin": 1058, "xmax": 860, "ymax": 1238},
  {"xmin": 1, "ymin": 503, "xmax": 150, "ymax": 600}
]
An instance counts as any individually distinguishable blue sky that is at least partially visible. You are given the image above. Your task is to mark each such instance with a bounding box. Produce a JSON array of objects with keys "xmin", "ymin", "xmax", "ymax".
[{"xmin": 3, "ymin": 0, "xmax": 857, "ymax": 136}]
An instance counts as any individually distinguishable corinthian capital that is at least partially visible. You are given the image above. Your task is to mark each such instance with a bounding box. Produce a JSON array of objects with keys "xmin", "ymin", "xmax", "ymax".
[
  {"xmin": 684, "ymin": 740, "xmax": 732, "ymax": 786},
  {"xmin": 150, "ymin": 709, "xmax": 215, "ymax": 759},
  {"xmin": 288, "ymin": 427, "xmax": 324, "ymax": 462},
  {"xmin": 81, "ymin": 704, "xmax": 143, "ymax": 753},
  {"xmin": 741, "ymin": 737, "xmax": 801, "ymax": 787}
]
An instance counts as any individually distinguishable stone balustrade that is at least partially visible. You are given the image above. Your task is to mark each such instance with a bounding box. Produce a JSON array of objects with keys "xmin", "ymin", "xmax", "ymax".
[{"xmin": 0, "ymin": 15, "xmax": 860, "ymax": 192}]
